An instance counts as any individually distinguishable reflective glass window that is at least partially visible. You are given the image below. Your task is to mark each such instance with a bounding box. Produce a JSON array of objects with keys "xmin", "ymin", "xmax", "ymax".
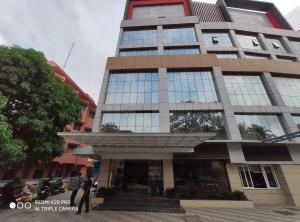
[
  {"xmin": 203, "ymin": 33, "xmax": 233, "ymax": 48},
  {"xmin": 170, "ymin": 111, "xmax": 227, "ymax": 139},
  {"xmin": 168, "ymin": 71, "xmax": 218, "ymax": 103},
  {"xmin": 163, "ymin": 27, "xmax": 197, "ymax": 44},
  {"xmin": 245, "ymin": 53, "xmax": 269, "ymax": 59},
  {"xmin": 119, "ymin": 48, "xmax": 158, "ymax": 56},
  {"xmin": 265, "ymin": 37, "xmax": 287, "ymax": 54},
  {"xmin": 101, "ymin": 112, "xmax": 159, "ymax": 133},
  {"xmin": 237, "ymin": 34, "xmax": 263, "ymax": 50},
  {"xmin": 164, "ymin": 47, "xmax": 200, "ymax": 55},
  {"xmin": 289, "ymin": 40, "xmax": 300, "ymax": 55},
  {"xmin": 293, "ymin": 116, "xmax": 300, "ymax": 130},
  {"xmin": 132, "ymin": 4, "xmax": 184, "ymax": 19},
  {"xmin": 122, "ymin": 29, "xmax": 157, "ymax": 46},
  {"xmin": 236, "ymin": 114, "xmax": 285, "ymax": 140},
  {"xmin": 106, "ymin": 72, "xmax": 158, "ymax": 104},
  {"xmin": 224, "ymin": 75, "xmax": 272, "ymax": 106},
  {"xmin": 274, "ymin": 77, "xmax": 300, "ymax": 107},
  {"xmin": 213, "ymin": 53, "xmax": 239, "ymax": 58}
]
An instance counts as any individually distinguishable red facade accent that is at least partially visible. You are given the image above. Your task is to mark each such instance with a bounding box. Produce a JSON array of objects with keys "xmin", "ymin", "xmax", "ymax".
[
  {"xmin": 127, "ymin": 0, "xmax": 192, "ymax": 19},
  {"xmin": 266, "ymin": 11, "xmax": 282, "ymax": 29}
]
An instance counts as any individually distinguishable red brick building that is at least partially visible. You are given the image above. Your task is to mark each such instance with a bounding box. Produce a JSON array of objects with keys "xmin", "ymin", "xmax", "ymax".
[{"xmin": 1, "ymin": 61, "xmax": 96, "ymax": 180}]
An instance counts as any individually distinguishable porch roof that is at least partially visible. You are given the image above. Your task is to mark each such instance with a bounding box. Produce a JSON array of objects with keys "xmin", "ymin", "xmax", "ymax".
[{"xmin": 58, "ymin": 132, "xmax": 215, "ymax": 160}]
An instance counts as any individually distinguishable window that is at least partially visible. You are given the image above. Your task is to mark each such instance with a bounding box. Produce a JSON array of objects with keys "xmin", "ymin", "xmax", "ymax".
[
  {"xmin": 89, "ymin": 112, "xmax": 95, "ymax": 119},
  {"xmin": 289, "ymin": 40, "xmax": 300, "ymax": 55},
  {"xmin": 203, "ymin": 33, "xmax": 233, "ymax": 48},
  {"xmin": 73, "ymin": 122, "xmax": 82, "ymax": 131},
  {"xmin": 163, "ymin": 27, "xmax": 197, "ymax": 44},
  {"xmin": 132, "ymin": 4, "xmax": 185, "ymax": 19},
  {"xmin": 85, "ymin": 128, "xmax": 92, "ymax": 132},
  {"xmin": 168, "ymin": 71, "xmax": 218, "ymax": 103},
  {"xmin": 237, "ymin": 34, "xmax": 263, "ymax": 50},
  {"xmin": 245, "ymin": 53, "xmax": 269, "ymax": 60},
  {"xmin": 101, "ymin": 112, "xmax": 159, "ymax": 133},
  {"xmin": 274, "ymin": 77, "xmax": 300, "ymax": 107},
  {"xmin": 67, "ymin": 143, "xmax": 78, "ymax": 150},
  {"xmin": 236, "ymin": 114, "xmax": 285, "ymax": 140},
  {"xmin": 212, "ymin": 53, "xmax": 239, "ymax": 58},
  {"xmin": 121, "ymin": 29, "xmax": 157, "ymax": 46},
  {"xmin": 265, "ymin": 37, "xmax": 287, "ymax": 54},
  {"xmin": 238, "ymin": 165, "xmax": 279, "ymax": 189},
  {"xmin": 105, "ymin": 72, "xmax": 158, "ymax": 104},
  {"xmin": 293, "ymin": 116, "xmax": 300, "ymax": 130},
  {"xmin": 164, "ymin": 47, "xmax": 200, "ymax": 55},
  {"xmin": 224, "ymin": 75, "xmax": 272, "ymax": 106},
  {"xmin": 119, "ymin": 48, "xmax": 158, "ymax": 57},
  {"xmin": 170, "ymin": 111, "xmax": 227, "ymax": 139},
  {"xmin": 276, "ymin": 56, "xmax": 296, "ymax": 62}
]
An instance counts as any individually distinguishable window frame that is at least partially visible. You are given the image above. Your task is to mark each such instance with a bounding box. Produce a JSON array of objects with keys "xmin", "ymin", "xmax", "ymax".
[{"xmin": 238, "ymin": 165, "xmax": 280, "ymax": 190}]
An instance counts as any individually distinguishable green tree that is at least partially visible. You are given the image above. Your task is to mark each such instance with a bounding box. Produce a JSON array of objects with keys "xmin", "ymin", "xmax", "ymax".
[{"xmin": 0, "ymin": 46, "xmax": 81, "ymax": 167}]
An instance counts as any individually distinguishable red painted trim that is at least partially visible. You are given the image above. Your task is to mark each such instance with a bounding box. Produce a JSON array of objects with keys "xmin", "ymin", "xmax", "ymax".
[
  {"xmin": 127, "ymin": 0, "xmax": 192, "ymax": 19},
  {"xmin": 266, "ymin": 11, "xmax": 282, "ymax": 29}
]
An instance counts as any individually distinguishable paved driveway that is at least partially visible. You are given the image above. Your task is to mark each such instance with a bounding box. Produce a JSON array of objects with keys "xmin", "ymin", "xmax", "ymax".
[{"xmin": 1, "ymin": 191, "xmax": 300, "ymax": 222}]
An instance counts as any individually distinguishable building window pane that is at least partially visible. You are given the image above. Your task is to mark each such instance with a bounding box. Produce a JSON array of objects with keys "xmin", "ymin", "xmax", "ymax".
[
  {"xmin": 238, "ymin": 165, "xmax": 279, "ymax": 189},
  {"xmin": 224, "ymin": 75, "xmax": 272, "ymax": 106},
  {"xmin": 289, "ymin": 40, "xmax": 300, "ymax": 55},
  {"xmin": 163, "ymin": 27, "xmax": 197, "ymax": 44},
  {"xmin": 164, "ymin": 47, "xmax": 200, "ymax": 55},
  {"xmin": 237, "ymin": 34, "xmax": 263, "ymax": 50},
  {"xmin": 236, "ymin": 115, "xmax": 285, "ymax": 140},
  {"xmin": 293, "ymin": 116, "xmax": 300, "ymax": 130},
  {"xmin": 170, "ymin": 111, "xmax": 227, "ymax": 139},
  {"xmin": 122, "ymin": 29, "xmax": 157, "ymax": 46},
  {"xmin": 168, "ymin": 71, "xmax": 218, "ymax": 103},
  {"xmin": 132, "ymin": 4, "xmax": 185, "ymax": 19},
  {"xmin": 245, "ymin": 53, "xmax": 270, "ymax": 59},
  {"xmin": 212, "ymin": 53, "xmax": 238, "ymax": 58},
  {"xmin": 101, "ymin": 112, "xmax": 159, "ymax": 133},
  {"xmin": 274, "ymin": 77, "xmax": 300, "ymax": 107},
  {"xmin": 119, "ymin": 48, "xmax": 158, "ymax": 56},
  {"xmin": 106, "ymin": 72, "xmax": 158, "ymax": 104},
  {"xmin": 203, "ymin": 33, "xmax": 233, "ymax": 48},
  {"xmin": 265, "ymin": 37, "xmax": 287, "ymax": 54}
]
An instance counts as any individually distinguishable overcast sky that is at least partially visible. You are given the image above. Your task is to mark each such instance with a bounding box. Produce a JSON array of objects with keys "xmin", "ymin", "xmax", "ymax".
[{"xmin": 0, "ymin": 0, "xmax": 299, "ymax": 102}]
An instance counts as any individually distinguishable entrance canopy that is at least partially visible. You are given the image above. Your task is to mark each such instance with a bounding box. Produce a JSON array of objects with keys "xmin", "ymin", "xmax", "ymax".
[{"xmin": 58, "ymin": 132, "xmax": 215, "ymax": 160}]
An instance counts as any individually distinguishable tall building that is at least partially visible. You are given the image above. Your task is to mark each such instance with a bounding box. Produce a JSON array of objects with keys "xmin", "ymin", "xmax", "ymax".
[
  {"xmin": 61, "ymin": 0, "xmax": 300, "ymax": 206},
  {"xmin": 1, "ymin": 61, "xmax": 97, "ymax": 180}
]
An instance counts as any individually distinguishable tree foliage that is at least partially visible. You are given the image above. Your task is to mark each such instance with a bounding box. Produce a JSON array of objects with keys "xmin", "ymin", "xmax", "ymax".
[{"xmin": 0, "ymin": 46, "xmax": 82, "ymax": 167}]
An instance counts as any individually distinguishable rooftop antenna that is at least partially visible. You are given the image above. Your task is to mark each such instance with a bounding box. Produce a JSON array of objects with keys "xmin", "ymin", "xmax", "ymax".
[{"xmin": 63, "ymin": 42, "xmax": 75, "ymax": 69}]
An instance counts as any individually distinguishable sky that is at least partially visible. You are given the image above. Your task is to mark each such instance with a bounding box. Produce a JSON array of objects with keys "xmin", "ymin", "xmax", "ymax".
[{"xmin": 0, "ymin": 0, "xmax": 299, "ymax": 102}]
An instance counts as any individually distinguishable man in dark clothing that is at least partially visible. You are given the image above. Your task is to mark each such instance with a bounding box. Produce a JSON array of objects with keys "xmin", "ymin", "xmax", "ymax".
[
  {"xmin": 69, "ymin": 172, "xmax": 81, "ymax": 206},
  {"xmin": 76, "ymin": 175, "xmax": 92, "ymax": 214}
]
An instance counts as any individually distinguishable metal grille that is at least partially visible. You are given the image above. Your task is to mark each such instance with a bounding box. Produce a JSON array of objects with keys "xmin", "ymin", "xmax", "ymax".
[{"xmin": 191, "ymin": 2, "xmax": 225, "ymax": 22}]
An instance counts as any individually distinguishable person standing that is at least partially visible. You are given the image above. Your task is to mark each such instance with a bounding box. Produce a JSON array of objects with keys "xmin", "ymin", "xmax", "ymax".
[
  {"xmin": 76, "ymin": 175, "xmax": 92, "ymax": 214},
  {"xmin": 69, "ymin": 172, "xmax": 81, "ymax": 206}
]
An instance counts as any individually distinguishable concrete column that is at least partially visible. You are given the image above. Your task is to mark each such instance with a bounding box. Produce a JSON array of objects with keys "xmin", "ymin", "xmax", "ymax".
[
  {"xmin": 258, "ymin": 33, "xmax": 277, "ymax": 60},
  {"xmin": 228, "ymin": 30, "xmax": 245, "ymax": 58},
  {"xmin": 194, "ymin": 23, "xmax": 207, "ymax": 54},
  {"xmin": 226, "ymin": 163, "xmax": 243, "ymax": 192},
  {"xmin": 157, "ymin": 25, "xmax": 164, "ymax": 54},
  {"xmin": 93, "ymin": 70, "xmax": 110, "ymax": 132},
  {"xmin": 159, "ymin": 68, "xmax": 170, "ymax": 133},
  {"xmin": 281, "ymin": 36, "xmax": 294, "ymax": 54},
  {"xmin": 97, "ymin": 159, "xmax": 111, "ymax": 188},
  {"xmin": 163, "ymin": 159, "xmax": 174, "ymax": 190},
  {"xmin": 279, "ymin": 165, "xmax": 300, "ymax": 206}
]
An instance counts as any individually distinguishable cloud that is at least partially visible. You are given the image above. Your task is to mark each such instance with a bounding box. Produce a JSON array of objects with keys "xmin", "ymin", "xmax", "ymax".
[
  {"xmin": 0, "ymin": 34, "xmax": 6, "ymax": 45},
  {"xmin": 286, "ymin": 5, "xmax": 300, "ymax": 30}
]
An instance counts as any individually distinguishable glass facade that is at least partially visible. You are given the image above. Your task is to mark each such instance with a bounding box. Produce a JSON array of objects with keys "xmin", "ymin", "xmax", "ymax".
[
  {"xmin": 236, "ymin": 114, "xmax": 285, "ymax": 140},
  {"xmin": 289, "ymin": 40, "xmax": 300, "ymax": 55},
  {"xmin": 294, "ymin": 116, "xmax": 300, "ymax": 130},
  {"xmin": 274, "ymin": 77, "xmax": 300, "ymax": 107},
  {"xmin": 105, "ymin": 72, "xmax": 158, "ymax": 104},
  {"xmin": 214, "ymin": 53, "xmax": 239, "ymax": 58},
  {"xmin": 265, "ymin": 37, "xmax": 287, "ymax": 54},
  {"xmin": 203, "ymin": 32, "xmax": 233, "ymax": 48},
  {"xmin": 168, "ymin": 71, "xmax": 218, "ymax": 103},
  {"xmin": 237, "ymin": 34, "xmax": 263, "ymax": 50},
  {"xmin": 119, "ymin": 48, "xmax": 158, "ymax": 56},
  {"xmin": 239, "ymin": 165, "xmax": 279, "ymax": 189},
  {"xmin": 170, "ymin": 111, "xmax": 227, "ymax": 139},
  {"xmin": 121, "ymin": 29, "xmax": 157, "ymax": 46},
  {"xmin": 164, "ymin": 47, "xmax": 200, "ymax": 55},
  {"xmin": 101, "ymin": 112, "xmax": 159, "ymax": 133},
  {"xmin": 224, "ymin": 75, "xmax": 272, "ymax": 106},
  {"xmin": 163, "ymin": 27, "xmax": 197, "ymax": 44},
  {"xmin": 132, "ymin": 4, "xmax": 184, "ymax": 19}
]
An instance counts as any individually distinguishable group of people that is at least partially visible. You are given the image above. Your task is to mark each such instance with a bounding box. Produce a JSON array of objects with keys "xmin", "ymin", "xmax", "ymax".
[{"xmin": 69, "ymin": 172, "xmax": 92, "ymax": 215}]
